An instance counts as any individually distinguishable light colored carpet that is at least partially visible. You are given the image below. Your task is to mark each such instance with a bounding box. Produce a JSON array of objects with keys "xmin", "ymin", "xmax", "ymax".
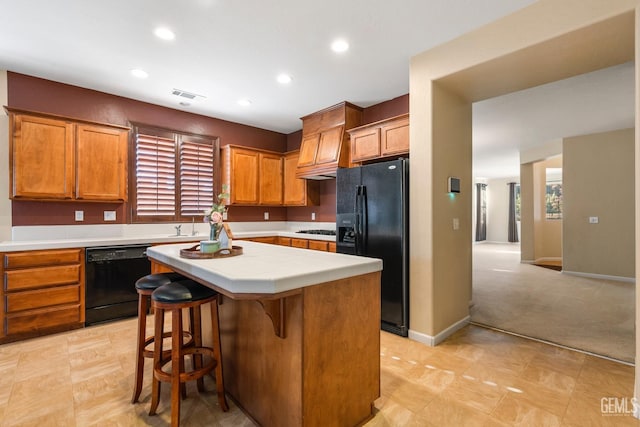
[{"xmin": 471, "ymin": 242, "xmax": 635, "ymax": 363}]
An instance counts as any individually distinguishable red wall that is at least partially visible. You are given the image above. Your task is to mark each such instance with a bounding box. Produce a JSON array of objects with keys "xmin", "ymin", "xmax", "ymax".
[
  {"xmin": 8, "ymin": 72, "xmax": 408, "ymax": 226},
  {"xmin": 8, "ymin": 72, "xmax": 287, "ymax": 225}
]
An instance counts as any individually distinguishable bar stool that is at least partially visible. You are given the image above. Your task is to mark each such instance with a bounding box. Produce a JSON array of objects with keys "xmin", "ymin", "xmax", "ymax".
[
  {"xmin": 149, "ymin": 280, "xmax": 228, "ymax": 426},
  {"xmin": 131, "ymin": 272, "xmax": 188, "ymax": 404}
]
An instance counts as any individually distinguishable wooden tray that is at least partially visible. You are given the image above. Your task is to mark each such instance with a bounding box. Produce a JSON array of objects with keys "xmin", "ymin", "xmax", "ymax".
[{"xmin": 180, "ymin": 244, "xmax": 243, "ymax": 259}]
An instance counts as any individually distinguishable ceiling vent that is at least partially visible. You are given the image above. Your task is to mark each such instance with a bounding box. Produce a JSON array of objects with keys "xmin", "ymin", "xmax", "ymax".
[{"xmin": 171, "ymin": 89, "xmax": 205, "ymax": 100}]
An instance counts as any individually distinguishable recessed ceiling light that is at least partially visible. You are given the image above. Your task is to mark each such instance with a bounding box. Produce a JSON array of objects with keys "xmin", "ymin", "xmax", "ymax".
[
  {"xmin": 130, "ymin": 69, "xmax": 149, "ymax": 79},
  {"xmin": 331, "ymin": 39, "xmax": 349, "ymax": 53},
  {"xmin": 154, "ymin": 27, "xmax": 175, "ymax": 41},
  {"xmin": 277, "ymin": 74, "xmax": 292, "ymax": 84},
  {"xmin": 237, "ymin": 98, "xmax": 252, "ymax": 107}
]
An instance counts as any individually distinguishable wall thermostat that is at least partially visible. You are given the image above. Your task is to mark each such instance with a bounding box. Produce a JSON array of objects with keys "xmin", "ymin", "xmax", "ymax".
[{"xmin": 448, "ymin": 177, "xmax": 460, "ymax": 193}]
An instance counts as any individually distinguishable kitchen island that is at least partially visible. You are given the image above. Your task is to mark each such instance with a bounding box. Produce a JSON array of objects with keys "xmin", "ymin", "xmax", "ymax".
[{"xmin": 146, "ymin": 241, "xmax": 383, "ymax": 427}]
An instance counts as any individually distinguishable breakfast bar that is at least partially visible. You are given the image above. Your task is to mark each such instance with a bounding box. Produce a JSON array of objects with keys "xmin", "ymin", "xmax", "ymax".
[{"xmin": 146, "ymin": 241, "xmax": 383, "ymax": 427}]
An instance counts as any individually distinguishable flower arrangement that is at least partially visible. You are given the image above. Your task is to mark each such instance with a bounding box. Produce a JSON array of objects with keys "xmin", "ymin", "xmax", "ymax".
[{"xmin": 204, "ymin": 185, "xmax": 229, "ymax": 241}]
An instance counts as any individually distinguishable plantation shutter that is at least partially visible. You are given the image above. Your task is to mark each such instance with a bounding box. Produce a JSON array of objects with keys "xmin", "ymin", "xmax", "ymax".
[
  {"xmin": 135, "ymin": 134, "xmax": 176, "ymax": 216},
  {"xmin": 180, "ymin": 139, "xmax": 214, "ymax": 216}
]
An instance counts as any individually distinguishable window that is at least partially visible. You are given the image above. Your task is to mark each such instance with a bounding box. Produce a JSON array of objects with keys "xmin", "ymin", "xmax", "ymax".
[
  {"xmin": 545, "ymin": 168, "xmax": 562, "ymax": 220},
  {"xmin": 515, "ymin": 184, "xmax": 521, "ymax": 222},
  {"xmin": 131, "ymin": 125, "xmax": 219, "ymax": 222}
]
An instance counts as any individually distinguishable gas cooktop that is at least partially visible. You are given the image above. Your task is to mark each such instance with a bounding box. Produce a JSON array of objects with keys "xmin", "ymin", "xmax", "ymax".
[{"xmin": 296, "ymin": 229, "xmax": 336, "ymax": 236}]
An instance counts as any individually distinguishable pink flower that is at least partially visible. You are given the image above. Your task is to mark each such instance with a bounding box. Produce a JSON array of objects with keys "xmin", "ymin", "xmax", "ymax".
[{"xmin": 210, "ymin": 211, "xmax": 223, "ymax": 224}]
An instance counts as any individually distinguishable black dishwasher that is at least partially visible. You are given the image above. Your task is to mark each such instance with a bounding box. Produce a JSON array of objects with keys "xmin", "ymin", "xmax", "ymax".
[{"xmin": 85, "ymin": 245, "xmax": 151, "ymax": 325}]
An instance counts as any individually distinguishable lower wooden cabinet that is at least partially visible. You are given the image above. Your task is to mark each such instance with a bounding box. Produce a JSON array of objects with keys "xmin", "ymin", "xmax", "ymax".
[
  {"xmin": 1, "ymin": 248, "xmax": 84, "ymax": 342},
  {"xmin": 277, "ymin": 237, "xmax": 292, "ymax": 246},
  {"xmin": 290, "ymin": 238, "xmax": 309, "ymax": 249},
  {"xmin": 245, "ymin": 236, "xmax": 336, "ymax": 252}
]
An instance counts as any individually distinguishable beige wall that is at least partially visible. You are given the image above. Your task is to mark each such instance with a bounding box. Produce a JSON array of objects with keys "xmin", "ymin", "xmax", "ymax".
[
  {"xmin": 533, "ymin": 156, "xmax": 563, "ymax": 262},
  {"xmin": 0, "ymin": 70, "xmax": 9, "ymax": 241},
  {"xmin": 563, "ymin": 128, "xmax": 635, "ymax": 278},
  {"xmin": 520, "ymin": 163, "xmax": 535, "ymax": 261},
  {"xmin": 410, "ymin": 0, "xmax": 638, "ymax": 359},
  {"xmin": 431, "ymin": 82, "xmax": 473, "ymax": 333}
]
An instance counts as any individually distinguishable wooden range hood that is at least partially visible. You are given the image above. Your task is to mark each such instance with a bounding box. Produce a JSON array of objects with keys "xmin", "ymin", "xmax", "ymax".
[{"xmin": 295, "ymin": 102, "xmax": 363, "ymax": 180}]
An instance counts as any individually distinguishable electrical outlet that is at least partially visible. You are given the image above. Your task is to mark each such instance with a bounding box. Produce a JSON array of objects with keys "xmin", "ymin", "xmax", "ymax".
[
  {"xmin": 222, "ymin": 211, "xmax": 228, "ymax": 221},
  {"xmin": 264, "ymin": 212, "xmax": 269, "ymax": 220},
  {"xmin": 311, "ymin": 212, "xmax": 316, "ymax": 221},
  {"xmin": 589, "ymin": 216, "xmax": 599, "ymax": 224},
  {"xmin": 104, "ymin": 211, "xmax": 116, "ymax": 221},
  {"xmin": 75, "ymin": 210, "xmax": 84, "ymax": 221},
  {"xmin": 453, "ymin": 218, "xmax": 460, "ymax": 230}
]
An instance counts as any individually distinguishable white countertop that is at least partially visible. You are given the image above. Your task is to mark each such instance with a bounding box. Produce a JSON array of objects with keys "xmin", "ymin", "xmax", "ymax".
[
  {"xmin": 147, "ymin": 241, "xmax": 382, "ymax": 295},
  {"xmin": 0, "ymin": 224, "xmax": 336, "ymax": 252}
]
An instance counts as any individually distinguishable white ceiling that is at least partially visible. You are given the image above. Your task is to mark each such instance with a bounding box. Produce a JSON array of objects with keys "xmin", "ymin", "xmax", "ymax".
[
  {"xmin": 473, "ymin": 62, "xmax": 635, "ymax": 179},
  {"xmin": 0, "ymin": 0, "xmax": 632, "ymax": 180}
]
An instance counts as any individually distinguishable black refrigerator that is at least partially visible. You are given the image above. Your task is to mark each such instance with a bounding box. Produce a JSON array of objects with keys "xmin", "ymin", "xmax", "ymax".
[{"xmin": 336, "ymin": 158, "xmax": 409, "ymax": 337}]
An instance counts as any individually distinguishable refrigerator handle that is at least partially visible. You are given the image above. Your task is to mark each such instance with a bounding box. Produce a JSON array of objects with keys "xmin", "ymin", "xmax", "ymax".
[
  {"xmin": 360, "ymin": 185, "xmax": 367, "ymax": 253},
  {"xmin": 355, "ymin": 185, "xmax": 362, "ymax": 254}
]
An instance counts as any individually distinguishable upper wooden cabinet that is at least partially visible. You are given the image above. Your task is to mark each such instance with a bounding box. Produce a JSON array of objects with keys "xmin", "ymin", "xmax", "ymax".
[
  {"xmin": 296, "ymin": 102, "xmax": 363, "ymax": 179},
  {"xmin": 259, "ymin": 152, "xmax": 284, "ymax": 205},
  {"xmin": 76, "ymin": 124, "xmax": 128, "ymax": 201},
  {"xmin": 8, "ymin": 109, "xmax": 129, "ymax": 202},
  {"xmin": 284, "ymin": 151, "xmax": 319, "ymax": 206},
  {"xmin": 349, "ymin": 114, "xmax": 409, "ymax": 163},
  {"xmin": 223, "ymin": 145, "xmax": 283, "ymax": 206},
  {"xmin": 223, "ymin": 146, "xmax": 318, "ymax": 207}
]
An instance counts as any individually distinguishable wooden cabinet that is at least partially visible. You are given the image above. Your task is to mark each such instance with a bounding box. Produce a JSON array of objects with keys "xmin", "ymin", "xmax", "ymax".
[
  {"xmin": 290, "ymin": 238, "xmax": 309, "ymax": 249},
  {"xmin": 10, "ymin": 114, "xmax": 75, "ymax": 199},
  {"xmin": 223, "ymin": 145, "xmax": 283, "ymax": 206},
  {"xmin": 75, "ymin": 124, "xmax": 128, "ymax": 201},
  {"xmin": 296, "ymin": 102, "xmax": 363, "ymax": 179},
  {"xmin": 8, "ymin": 109, "xmax": 129, "ymax": 202},
  {"xmin": 284, "ymin": 151, "xmax": 319, "ymax": 206},
  {"xmin": 1, "ymin": 248, "xmax": 84, "ymax": 342},
  {"xmin": 308, "ymin": 240, "xmax": 328, "ymax": 251},
  {"xmin": 243, "ymin": 236, "xmax": 335, "ymax": 252},
  {"xmin": 277, "ymin": 237, "xmax": 292, "ymax": 246},
  {"xmin": 244, "ymin": 236, "xmax": 279, "ymax": 244},
  {"xmin": 259, "ymin": 152, "xmax": 283, "ymax": 205},
  {"xmin": 349, "ymin": 114, "xmax": 409, "ymax": 163}
]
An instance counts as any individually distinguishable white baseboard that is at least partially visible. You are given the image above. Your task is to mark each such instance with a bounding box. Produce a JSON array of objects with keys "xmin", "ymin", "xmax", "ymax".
[
  {"xmin": 408, "ymin": 316, "xmax": 470, "ymax": 346},
  {"xmin": 562, "ymin": 270, "xmax": 635, "ymax": 284},
  {"xmin": 521, "ymin": 259, "xmax": 535, "ymax": 264}
]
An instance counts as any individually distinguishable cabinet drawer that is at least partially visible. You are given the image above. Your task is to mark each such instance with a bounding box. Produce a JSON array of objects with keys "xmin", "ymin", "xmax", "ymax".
[
  {"xmin": 6, "ymin": 284, "xmax": 81, "ymax": 313},
  {"xmin": 290, "ymin": 238, "xmax": 309, "ymax": 249},
  {"xmin": 278, "ymin": 237, "xmax": 292, "ymax": 246},
  {"xmin": 248, "ymin": 237, "xmax": 278, "ymax": 244},
  {"xmin": 308, "ymin": 240, "xmax": 329, "ymax": 251},
  {"xmin": 328, "ymin": 242, "xmax": 337, "ymax": 253},
  {"xmin": 5, "ymin": 264, "xmax": 81, "ymax": 291},
  {"xmin": 4, "ymin": 248, "xmax": 82, "ymax": 269},
  {"xmin": 6, "ymin": 304, "xmax": 82, "ymax": 335}
]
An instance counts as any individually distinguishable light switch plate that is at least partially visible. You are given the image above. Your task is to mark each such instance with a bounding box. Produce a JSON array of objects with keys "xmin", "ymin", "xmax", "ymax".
[
  {"xmin": 104, "ymin": 211, "xmax": 116, "ymax": 221},
  {"xmin": 75, "ymin": 210, "xmax": 84, "ymax": 221},
  {"xmin": 589, "ymin": 216, "xmax": 599, "ymax": 224},
  {"xmin": 311, "ymin": 212, "xmax": 316, "ymax": 221},
  {"xmin": 264, "ymin": 212, "xmax": 269, "ymax": 220},
  {"xmin": 453, "ymin": 218, "xmax": 460, "ymax": 230}
]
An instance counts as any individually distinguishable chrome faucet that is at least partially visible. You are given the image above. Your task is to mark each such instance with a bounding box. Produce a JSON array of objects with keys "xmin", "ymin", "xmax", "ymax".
[{"xmin": 174, "ymin": 225, "xmax": 182, "ymax": 236}]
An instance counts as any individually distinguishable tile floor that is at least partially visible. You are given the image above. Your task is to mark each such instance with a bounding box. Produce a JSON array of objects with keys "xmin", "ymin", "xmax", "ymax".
[{"xmin": 0, "ymin": 318, "xmax": 637, "ymax": 426}]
